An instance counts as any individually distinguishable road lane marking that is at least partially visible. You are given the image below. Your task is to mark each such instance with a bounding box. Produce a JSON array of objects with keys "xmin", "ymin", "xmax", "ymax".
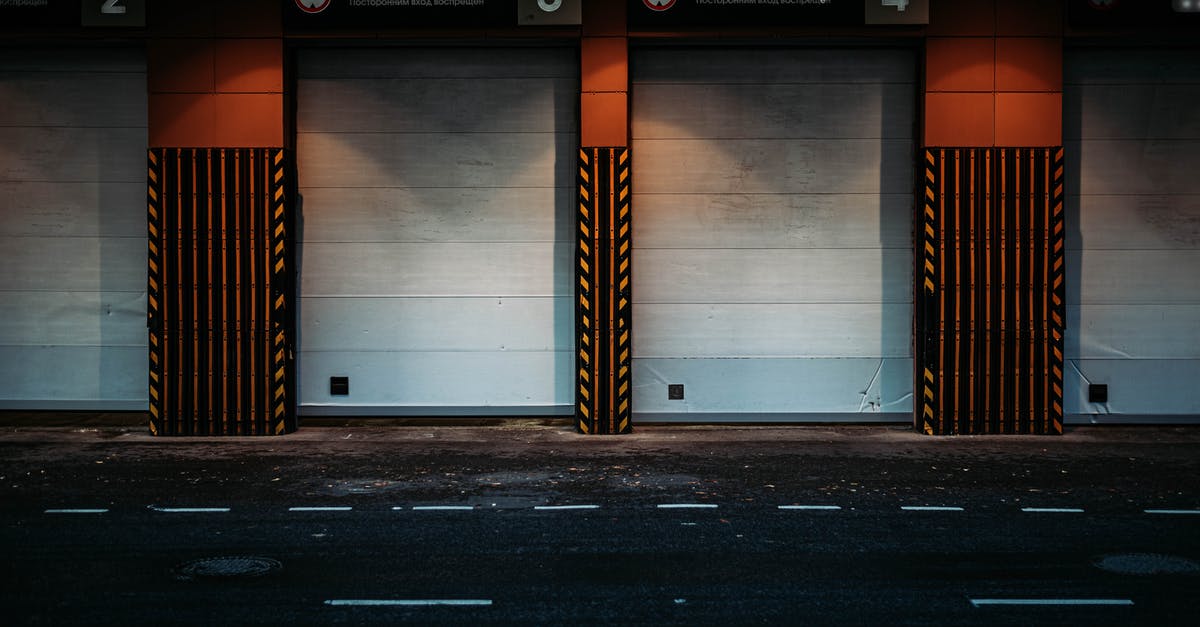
[
  {"xmin": 778, "ymin": 505, "xmax": 842, "ymax": 511},
  {"xmin": 657, "ymin": 504, "xmax": 718, "ymax": 509},
  {"xmin": 970, "ymin": 598, "xmax": 1133, "ymax": 607},
  {"xmin": 411, "ymin": 506, "xmax": 475, "ymax": 511},
  {"xmin": 1144, "ymin": 509, "xmax": 1200, "ymax": 515},
  {"xmin": 534, "ymin": 505, "xmax": 600, "ymax": 511},
  {"xmin": 44, "ymin": 509, "xmax": 108, "ymax": 514},
  {"xmin": 1021, "ymin": 507, "xmax": 1084, "ymax": 513},
  {"xmin": 289, "ymin": 506, "xmax": 352, "ymax": 512},
  {"xmin": 901, "ymin": 506, "xmax": 964, "ymax": 512},
  {"xmin": 324, "ymin": 599, "xmax": 492, "ymax": 607},
  {"xmin": 148, "ymin": 506, "xmax": 230, "ymax": 513}
]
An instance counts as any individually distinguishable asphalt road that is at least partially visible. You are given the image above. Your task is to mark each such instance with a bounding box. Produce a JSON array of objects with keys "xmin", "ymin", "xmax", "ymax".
[{"xmin": 2, "ymin": 423, "xmax": 1198, "ymax": 625}]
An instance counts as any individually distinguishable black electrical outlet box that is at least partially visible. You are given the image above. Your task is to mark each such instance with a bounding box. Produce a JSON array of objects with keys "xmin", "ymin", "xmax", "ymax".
[
  {"xmin": 668, "ymin": 384, "xmax": 684, "ymax": 400},
  {"xmin": 330, "ymin": 376, "xmax": 349, "ymax": 396},
  {"xmin": 1089, "ymin": 384, "xmax": 1108, "ymax": 403}
]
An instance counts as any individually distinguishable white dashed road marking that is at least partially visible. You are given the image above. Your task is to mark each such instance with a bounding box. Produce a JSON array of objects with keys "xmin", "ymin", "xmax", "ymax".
[
  {"xmin": 970, "ymin": 598, "xmax": 1133, "ymax": 607},
  {"xmin": 44, "ymin": 509, "xmax": 108, "ymax": 514},
  {"xmin": 901, "ymin": 506, "xmax": 965, "ymax": 512},
  {"xmin": 148, "ymin": 506, "xmax": 231, "ymax": 513},
  {"xmin": 411, "ymin": 506, "xmax": 475, "ymax": 511},
  {"xmin": 1021, "ymin": 507, "xmax": 1084, "ymax": 513},
  {"xmin": 1144, "ymin": 509, "xmax": 1200, "ymax": 515},
  {"xmin": 289, "ymin": 506, "xmax": 352, "ymax": 512},
  {"xmin": 534, "ymin": 505, "xmax": 601, "ymax": 511},
  {"xmin": 657, "ymin": 504, "xmax": 718, "ymax": 509},
  {"xmin": 778, "ymin": 505, "xmax": 842, "ymax": 511},
  {"xmin": 324, "ymin": 599, "xmax": 492, "ymax": 607}
]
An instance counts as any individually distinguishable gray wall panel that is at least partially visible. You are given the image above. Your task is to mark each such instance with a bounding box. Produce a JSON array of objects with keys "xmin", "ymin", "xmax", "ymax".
[
  {"xmin": 634, "ymin": 303, "xmax": 912, "ymax": 358},
  {"xmin": 0, "ymin": 73, "xmax": 147, "ymax": 128},
  {"xmin": 301, "ymin": 242, "xmax": 569, "ymax": 297},
  {"xmin": 1067, "ymin": 49, "xmax": 1200, "ymax": 421},
  {"xmin": 296, "ymin": 131, "xmax": 575, "ymax": 189},
  {"xmin": 1070, "ymin": 250, "xmax": 1200, "ymax": 304},
  {"xmin": 635, "ymin": 193, "xmax": 913, "ymax": 249},
  {"xmin": 1068, "ymin": 194, "xmax": 1200, "ymax": 251},
  {"xmin": 634, "ymin": 248, "xmax": 912, "ymax": 304},
  {"xmin": 633, "ymin": 358, "xmax": 913, "ymax": 415},
  {"xmin": 632, "ymin": 138, "xmax": 914, "ymax": 195},
  {"xmin": 297, "ymin": 47, "xmax": 576, "ymax": 412},
  {"xmin": 0, "ymin": 236, "xmax": 145, "ymax": 292},
  {"xmin": 299, "ymin": 187, "xmax": 572, "ymax": 243},
  {"xmin": 632, "ymin": 48, "xmax": 916, "ymax": 84},
  {"xmin": 1068, "ymin": 304, "xmax": 1200, "ymax": 359},
  {"xmin": 0, "ymin": 291, "xmax": 146, "ymax": 347},
  {"xmin": 297, "ymin": 48, "xmax": 575, "ymax": 79},
  {"xmin": 297, "ymin": 350, "xmax": 573, "ymax": 408},
  {"xmin": 1065, "ymin": 359, "xmax": 1200, "ymax": 415},
  {"xmin": 301, "ymin": 296, "xmax": 570, "ymax": 352},
  {"xmin": 633, "ymin": 83, "xmax": 915, "ymax": 139},
  {"xmin": 298, "ymin": 77, "xmax": 576, "ymax": 133},
  {"xmin": 0, "ymin": 182, "xmax": 146, "ymax": 237},
  {"xmin": 631, "ymin": 47, "xmax": 915, "ymax": 420},
  {"xmin": 0, "ymin": 346, "xmax": 147, "ymax": 404},
  {"xmin": 0, "ymin": 128, "xmax": 145, "ymax": 183}
]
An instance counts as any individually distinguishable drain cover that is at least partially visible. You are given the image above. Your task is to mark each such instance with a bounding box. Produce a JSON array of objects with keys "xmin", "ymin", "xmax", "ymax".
[
  {"xmin": 175, "ymin": 556, "xmax": 282, "ymax": 580},
  {"xmin": 1094, "ymin": 553, "xmax": 1200, "ymax": 576}
]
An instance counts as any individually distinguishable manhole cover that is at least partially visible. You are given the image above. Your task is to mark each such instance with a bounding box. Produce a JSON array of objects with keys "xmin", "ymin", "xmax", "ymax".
[
  {"xmin": 1094, "ymin": 553, "xmax": 1200, "ymax": 576},
  {"xmin": 175, "ymin": 556, "xmax": 282, "ymax": 580}
]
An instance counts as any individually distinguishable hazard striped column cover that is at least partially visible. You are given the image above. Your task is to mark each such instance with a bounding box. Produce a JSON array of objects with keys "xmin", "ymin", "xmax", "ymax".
[
  {"xmin": 916, "ymin": 147, "xmax": 1065, "ymax": 435},
  {"xmin": 147, "ymin": 148, "xmax": 295, "ymax": 436},
  {"xmin": 576, "ymin": 147, "xmax": 633, "ymax": 434}
]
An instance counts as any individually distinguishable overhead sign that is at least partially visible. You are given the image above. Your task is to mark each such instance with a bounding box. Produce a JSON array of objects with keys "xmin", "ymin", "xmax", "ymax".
[
  {"xmin": 517, "ymin": 0, "xmax": 580, "ymax": 25},
  {"xmin": 628, "ymin": 0, "xmax": 867, "ymax": 28},
  {"xmin": 283, "ymin": 0, "xmax": 517, "ymax": 31}
]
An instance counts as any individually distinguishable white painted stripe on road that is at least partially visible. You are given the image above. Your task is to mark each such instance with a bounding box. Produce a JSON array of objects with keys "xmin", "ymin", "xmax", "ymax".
[
  {"xmin": 970, "ymin": 598, "xmax": 1133, "ymax": 607},
  {"xmin": 324, "ymin": 599, "xmax": 492, "ymax": 607},
  {"xmin": 1021, "ymin": 507, "xmax": 1084, "ymax": 513},
  {"xmin": 534, "ymin": 505, "xmax": 601, "ymax": 511},
  {"xmin": 289, "ymin": 506, "xmax": 352, "ymax": 512},
  {"xmin": 657, "ymin": 504, "xmax": 718, "ymax": 509},
  {"xmin": 901, "ymin": 506, "xmax": 965, "ymax": 512},
  {"xmin": 778, "ymin": 505, "xmax": 842, "ymax": 511},
  {"xmin": 411, "ymin": 506, "xmax": 475, "ymax": 511},
  {"xmin": 44, "ymin": 509, "xmax": 108, "ymax": 514},
  {"xmin": 148, "ymin": 506, "xmax": 230, "ymax": 513},
  {"xmin": 1144, "ymin": 509, "xmax": 1200, "ymax": 515}
]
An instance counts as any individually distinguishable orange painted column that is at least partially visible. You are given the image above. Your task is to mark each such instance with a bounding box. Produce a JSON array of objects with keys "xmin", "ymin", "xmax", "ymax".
[
  {"xmin": 576, "ymin": 1, "xmax": 633, "ymax": 434},
  {"xmin": 924, "ymin": 0, "xmax": 1063, "ymax": 147},
  {"xmin": 146, "ymin": 0, "xmax": 283, "ymax": 148}
]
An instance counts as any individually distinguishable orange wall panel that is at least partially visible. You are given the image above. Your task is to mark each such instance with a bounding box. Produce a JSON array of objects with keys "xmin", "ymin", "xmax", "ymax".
[
  {"xmin": 147, "ymin": 39, "xmax": 214, "ymax": 93},
  {"xmin": 215, "ymin": 39, "xmax": 284, "ymax": 93},
  {"xmin": 213, "ymin": 0, "xmax": 282, "ymax": 37},
  {"xmin": 213, "ymin": 94, "xmax": 284, "ymax": 147},
  {"xmin": 925, "ymin": 92, "xmax": 994, "ymax": 146},
  {"xmin": 996, "ymin": 0, "xmax": 1063, "ymax": 36},
  {"xmin": 995, "ymin": 92, "xmax": 1062, "ymax": 146},
  {"xmin": 928, "ymin": 0, "xmax": 995, "ymax": 36},
  {"xmin": 582, "ymin": 92, "xmax": 628, "ymax": 147},
  {"xmin": 926, "ymin": 37, "xmax": 995, "ymax": 92},
  {"xmin": 995, "ymin": 37, "xmax": 1062, "ymax": 92},
  {"xmin": 582, "ymin": 37, "xmax": 628, "ymax": 93},
  {"xmin": 149, "ymin": 93, "xmax": 216, "ymax": 147}
]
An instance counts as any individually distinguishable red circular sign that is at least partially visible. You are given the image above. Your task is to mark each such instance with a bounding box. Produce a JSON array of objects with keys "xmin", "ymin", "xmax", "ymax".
[
  {"xmin": 296, "ymin": 0, "xmax": 331, "ymax": 14},
  {"xmin": 643, "ymin": 0, "xmax": 677, "ymax": 11}
]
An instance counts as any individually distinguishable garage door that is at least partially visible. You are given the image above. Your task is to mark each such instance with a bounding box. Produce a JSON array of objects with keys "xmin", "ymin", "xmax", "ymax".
[
  {"xmin": 631, "ymin": 47, "xmax": 915, "ymax": 421},
  {"xmin": 296, "ymin": 47, "xmax": 577, "ymax": 415},
  {"xmin": 1065, "ymin": 48, "xmax": 1200, "ymax": 422},
  {"xmin": 0, "ymin": 48, "xmax": 148, "ymax": 410}
]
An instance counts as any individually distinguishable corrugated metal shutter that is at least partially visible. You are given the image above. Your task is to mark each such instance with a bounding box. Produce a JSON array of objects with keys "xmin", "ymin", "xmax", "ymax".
[
  {"xmin": 0, "ymin": 48, "xmax": 148, "ymax": 410},
  {"xmin": 1065, "ymin": 48, "xmax": 1200, "ymax": 422},
  {"xmin": 296, "ymin": 47, "xmax": 577, "ymax": 415},
  {"xmin": 630, "ymin": 47, "xmax": 916, "ymax": 422}
]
